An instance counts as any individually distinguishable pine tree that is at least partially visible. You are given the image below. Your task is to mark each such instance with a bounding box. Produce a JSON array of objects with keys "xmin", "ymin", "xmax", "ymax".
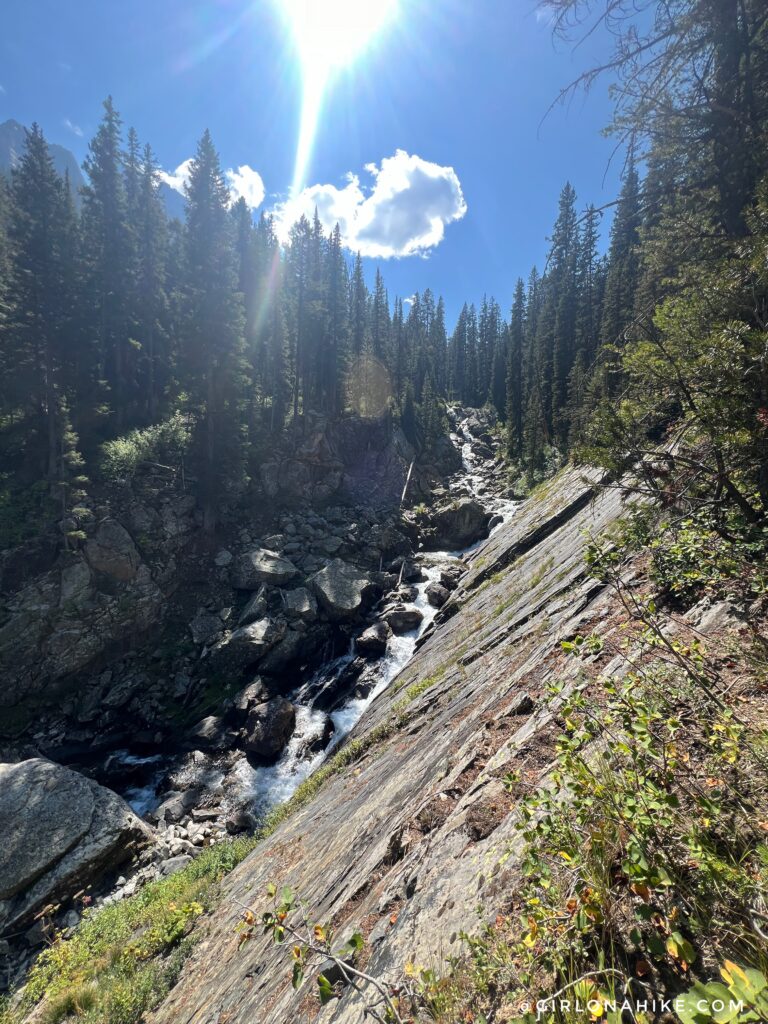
[
  {"xmin": 8, "ymin": 124, "xmax": 83, "ymax": 506},
  {"xmin": 80, "ymin": 97, "xmax": 134, "ymax": 430},
  {"xmin": 182, "ymin": 129, "xmax": 245, "ymax": 530},
  {"xmin": 505, "ymin": 278, "xmax": 526, "ymax": 455},
  {"xmin": 135, "ymin": 143, "xmax": 168, "ymax": 422},
  {"xmin": 601, "ymin": 161, "xmax": 641, "ymax": 352}
]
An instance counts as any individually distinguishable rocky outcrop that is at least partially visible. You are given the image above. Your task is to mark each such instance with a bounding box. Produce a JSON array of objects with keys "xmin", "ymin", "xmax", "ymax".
[
  {"xmin": 260, "ymin": 413, "xmax": 415, "ymax": 507},
  {"xmin": 0, "ymin": 492, "xmax": 198, "ymax": 719},
  {"xmin": 0, "ymin": 759, "xmax": 152, "ymax": 935}
]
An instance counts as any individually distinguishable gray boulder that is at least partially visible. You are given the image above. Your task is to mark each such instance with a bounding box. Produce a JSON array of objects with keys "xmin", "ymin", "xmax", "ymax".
[
  {"xmin": 209, "ymin": 617, "xmax": 287, "ymax": 673},
  {"xmin": 309, "ymin": 559, "xmax": 379, "ymax": 621},
  {"xmin": 238, "ymin": 585, "xmax": 269, "ymax": 626},
  {"xmin": 0, "ymin": 759, "xmax": 153, "ymax": 933},
  {"xmin": 85, "ymin": 520, "xmax": 141, "ymax": 580},
  {"xmin": 189, "ymin": 716, "xmax": 238, "ymax": 752},
  {"xmin": 356, "ymin": 621, "xmax": 390, "ymax": 658},
  {"xmin": 232, "ymin": 549, "xmax": 299, "ymax": 589},
  {"xmin": 242, "ymin": 699, "xmax": 296, "ymax": 761},
  {"xmin": 426, "ymin": 582, "xmax": 450, "ymax": 608},
  {"xmin": 282, "ymin": 587, "xmax": 317, "ymax": 622},
  {"xmin": 425, "ymin": 498, "xmax": 491, "ymax": 551},
  {"xmin": 227, "ymin": 678, "xmax": 274, "ymax": 725},
  {"xmin": 189, "ymin": 608, "xmax": 225, "ymax": 645},
  {"xmin": 384, "ymin": 605, "xmax": 424, "ymax": 634}
]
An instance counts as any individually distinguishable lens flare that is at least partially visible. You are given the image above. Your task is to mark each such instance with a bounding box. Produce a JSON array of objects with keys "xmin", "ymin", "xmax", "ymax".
[{"xmin": 278, "ymin": 0, "xmax": 399, "ymax": 195}]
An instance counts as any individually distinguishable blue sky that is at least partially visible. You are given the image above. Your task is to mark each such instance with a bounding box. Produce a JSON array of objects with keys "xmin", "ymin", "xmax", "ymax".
[{"xmin": 1, "ymin": 0, "xmax": 623, "ymax": 325}]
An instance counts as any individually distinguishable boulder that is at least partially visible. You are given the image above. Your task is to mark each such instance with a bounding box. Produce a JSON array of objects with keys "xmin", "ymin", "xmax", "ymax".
[
  {"xmin": 232, "ymin": 549, "xmax": 299, "ymax": 590},
  {"xmin": 227, "ymin": 678, "xmax": 274, "ymax": 725},
  {"xmin": 189, "ymin": 608, "xmax": 225, "ymax": 646},
  {"xmin": 189, "ymin": 716, "xmax": 238, "ymax": 752},
  {"xmin": 425, "ymin": 498, "xmax": 491, "ymax": 551},
  {"xmin": 282, "ymin": 587, "xmax": 317, "ymax": 622},
  {"xmin": 356, "ymin": 621, "xmax": 390, "ymax": 658},
  {"xmin": 384, "ymin": 605, "xmax": 424, "ymax": 634},
  {"xmin": 238, "ymin": 585, "xmax": 269, "ymax": 626},
  {"xmin": 85, "ymin": 520, "xmax": 141, "ymax": 580},
  {"xmin": 258, "ymin": 626, "xmax": 320, "ymax": 674},
  {"xmin": 426, "ymin": 582, "xmax": 450, "ymax": 608},
  {"xmin": 0, "ymin": 759, "xmax": 153, "ymax": 933},
  {"xmin": 242, "ymin": 699, "xmax": 296, "ymax": 762},
  {"xmin": 309, "ymin": 559, "xmax": 380, "ymax": 621},
  {"xmin": 209, "ymin": 617, "xmax": 287, "ymax": 673}
]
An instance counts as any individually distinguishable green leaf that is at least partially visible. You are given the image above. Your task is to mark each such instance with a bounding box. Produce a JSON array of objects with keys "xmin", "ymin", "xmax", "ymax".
[
  {"xmin": 701, "ymin": 982, "xmax": 740, "ymax": 1023},
  {"xmin": 676, "ymin": 983, "xmax": 715, "ymax": 1024},
  {"xmin": 292, "ymin": 963, "xmax": 304, "ymax": 990},
  {"xmin": 317, "ymin": 974, "xmax": 335, "ymax": 1004}
]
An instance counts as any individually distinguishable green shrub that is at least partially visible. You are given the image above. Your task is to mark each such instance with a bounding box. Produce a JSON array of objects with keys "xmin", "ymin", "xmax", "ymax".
[{"xmin": 100, "ymin": 413, "xmax": 191, "ymax": 481}]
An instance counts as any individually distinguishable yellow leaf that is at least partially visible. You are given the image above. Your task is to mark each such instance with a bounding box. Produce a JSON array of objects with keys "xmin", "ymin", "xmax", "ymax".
[
  {"xmin": 313, "ymin": 925, "xmax": 326, "ymax": 942},
  {"xmin": 557, "ymin": 851, "xmax": 573, "ymax": 862},
  {"xmin": 242, "ymin": 910, "xmax": 255, "ymax": 926}
]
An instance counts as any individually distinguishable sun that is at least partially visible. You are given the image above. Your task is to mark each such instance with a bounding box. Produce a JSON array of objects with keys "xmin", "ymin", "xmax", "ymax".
[
  {"xmin": 282, "ymin": 0, "xmax": 398, "ymax": 77},
  {"xmin": 277, "ymin": 0, "xmax": 399, "ymax": 194}
]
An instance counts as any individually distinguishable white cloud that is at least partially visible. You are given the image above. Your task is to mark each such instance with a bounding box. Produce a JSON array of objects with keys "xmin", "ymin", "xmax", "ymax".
[
  {"xmin": 0, "ymin": 84, "xmax": 6, "ymax": 95},
  {"xmin": 63, "ymin": 117, "xmax": 83, "ymax": 138},
  {"xmin": 272, "ymin": 150, "xmax": 467, "ymax": 258},
  {"xmin": 159, "ymin": 159, "xmax": 265, "ymax": 210},
  {"xmin": 158, "ymin": 158, "xmax": 194, "ymax": 196},
  {"xmin": 225, "ymin": 164, "xmax": 265, "ymax": 209}
]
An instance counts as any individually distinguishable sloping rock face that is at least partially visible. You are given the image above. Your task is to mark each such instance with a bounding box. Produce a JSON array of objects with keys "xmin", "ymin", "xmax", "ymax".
[
  {"xmin": 151, "ymin": 468, "xmax": 639, "ymax": 1024},
  {"xmin": 0, "ymin": 759, "xmax": 153, "ymax": 934}
]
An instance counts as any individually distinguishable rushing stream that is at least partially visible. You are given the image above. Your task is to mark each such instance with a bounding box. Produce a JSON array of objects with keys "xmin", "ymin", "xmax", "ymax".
[{"xmin": 114, "ymin": 416, "xmax": 517, "ymax": 826}]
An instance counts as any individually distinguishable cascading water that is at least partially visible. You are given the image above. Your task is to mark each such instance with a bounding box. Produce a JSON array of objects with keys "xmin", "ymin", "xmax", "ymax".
[
  {"xmin": 227, "ymin": 416, "xmax": 518, "ymax": 821},
  {"xmin": 226, "ymin": 558, "xmax": 453, "ymax": 818},
  {"xmin": 115, "ymin": 413, "xmax": 517, "ymax": 825}
]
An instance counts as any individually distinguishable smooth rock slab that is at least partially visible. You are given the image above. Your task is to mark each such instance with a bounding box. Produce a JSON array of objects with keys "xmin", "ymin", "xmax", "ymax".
[
  {"xmin": 232, "ymin": 549, "xmax": 299, "ymax": 589},
  {"xmin": 0, "ymin": 759, "xmax": 153, "ymax": 933}
]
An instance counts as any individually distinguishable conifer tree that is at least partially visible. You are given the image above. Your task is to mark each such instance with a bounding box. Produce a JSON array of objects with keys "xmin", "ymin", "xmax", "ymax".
[
  {"xmin": 80, "ymin": 97, "xmax": 133, "ymax": 430},
  {"xmin": 182, "ymin": 129, "xmax": 245, "ymax": 530}
]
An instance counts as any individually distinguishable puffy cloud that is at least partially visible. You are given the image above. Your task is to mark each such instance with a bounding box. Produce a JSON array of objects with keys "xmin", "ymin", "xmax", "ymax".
[
  {"xmin": 225, "ymin": 164, "xmax": 266, "ymax": 209},
  {"xmin": 159, "ymin": 159, "xmax": 265, "ymax": 210},
  {"xmin": 273, "ymin": 150, "xmax": 467, "ymax": 258},
  {"xmin": 158, "ymin": 158, "xmax": 194, "ymax": 196},
  {"xmin": 63, "ymin": 117, "xmax": 83, "ymax": 138}
]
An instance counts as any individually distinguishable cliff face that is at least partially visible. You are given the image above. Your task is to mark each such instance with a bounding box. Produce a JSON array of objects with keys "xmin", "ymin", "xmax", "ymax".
[{"xmin": 151, "ymin": 468, "xmax": 629, "ymax": 1024}]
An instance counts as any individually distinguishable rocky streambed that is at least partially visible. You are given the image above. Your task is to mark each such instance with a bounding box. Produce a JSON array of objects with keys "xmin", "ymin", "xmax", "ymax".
[{"xmin": 0, "ymin": 407, "xmax": 516, "ymax": 985}]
